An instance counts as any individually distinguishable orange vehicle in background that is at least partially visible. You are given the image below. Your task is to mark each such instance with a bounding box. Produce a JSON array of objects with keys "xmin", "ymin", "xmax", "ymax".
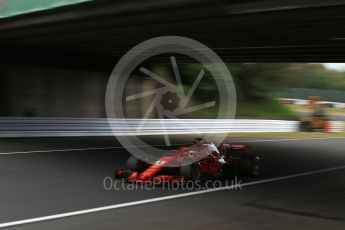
[{"xmin": 301, "ymin": 96, "xmax": 330, "ymax": 132}]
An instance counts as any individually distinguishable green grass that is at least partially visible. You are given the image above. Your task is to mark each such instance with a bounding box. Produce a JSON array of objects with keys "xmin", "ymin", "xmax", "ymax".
[
  {"xmin": 236, "ymin": 99, "xmax": 299, "ymax": 120},
  {"xmin": 287, "ymin": 104, "xmax": 345, "ymax": 116},
  {"xmin": 197, "ymin": 99, "xmax": 299, "ymax": 120},
  {"xmin": 224, "ymin": 131, "xmax": 345, "ymax": 138},
  {"xmin": 169, "ymin": 130, "xmax": 345, "ymax": 140}
]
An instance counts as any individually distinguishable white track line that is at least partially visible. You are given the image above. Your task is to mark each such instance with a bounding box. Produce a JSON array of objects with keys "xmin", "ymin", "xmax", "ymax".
[
  {"xmin": 0, "ymin": 137, "xmax": 344, "ymax": 155},
  {"xmin": 1, "ymin": 164, "xmax": 345, "ymax": 228},
  {"xmin": 0, "ymin": 146, "xmax": 119, "ymax": 155},
  {"xmin": 0, "ymin": 144, "xmax": 186, "ymax": 155}
]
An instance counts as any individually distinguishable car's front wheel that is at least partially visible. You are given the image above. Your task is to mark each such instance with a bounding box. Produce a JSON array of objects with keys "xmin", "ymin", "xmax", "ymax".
[
  {"xmin": 180, "ymin": 162, "xmax": 202, "ymax": 182},
  {"xmin": 126, "ymin": 156, "xmax": 147, "ymax": 173}
]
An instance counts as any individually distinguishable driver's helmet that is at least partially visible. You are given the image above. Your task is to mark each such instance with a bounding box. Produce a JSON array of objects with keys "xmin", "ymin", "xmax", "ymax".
[
  {"xmin": 188, "ymin": 149, "xmax": 198, "ymax": 157},
  {"xmin": 208, "ymin": 143, "xmax": 219, "ymax": 154}
]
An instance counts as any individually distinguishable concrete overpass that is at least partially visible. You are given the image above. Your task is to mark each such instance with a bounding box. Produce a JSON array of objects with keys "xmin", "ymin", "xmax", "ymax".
[
  {"xmin": 1, "ymin": 0, "xmax": 345, "ymax": 117},
  {"xmin": 1, "ymin": 0, "xmax": 345, "ymax": 71}
]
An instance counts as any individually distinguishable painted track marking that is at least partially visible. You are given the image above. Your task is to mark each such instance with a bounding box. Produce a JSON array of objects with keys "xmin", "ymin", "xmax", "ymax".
[
  {"xmin": 0, "ymin": 137, "xmax": 344, "ymax": 155},
  {"xmin": 1, "ymin": 164, "xmax": 345, "ymax": 228}
]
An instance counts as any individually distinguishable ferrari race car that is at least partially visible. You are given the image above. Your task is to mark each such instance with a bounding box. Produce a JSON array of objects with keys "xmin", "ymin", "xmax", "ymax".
[{"xmin": 114, "ymin": 138, "xmax": 260, "ymax": 183}]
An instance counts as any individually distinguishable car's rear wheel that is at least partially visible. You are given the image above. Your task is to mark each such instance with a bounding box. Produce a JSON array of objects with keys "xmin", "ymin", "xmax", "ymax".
[
  {"xmin": 221, "ymin": 164, "xmax": 234, "ymax": 179},
  {"xmin": 240, "ymin": 156, "xmax": 260, "ymax": 177}
]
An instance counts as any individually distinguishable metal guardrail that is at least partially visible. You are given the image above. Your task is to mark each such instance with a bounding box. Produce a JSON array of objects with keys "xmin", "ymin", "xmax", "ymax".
[{"xmin": 0, "ymin": 118, "xmax": 300, "ymax": 138}]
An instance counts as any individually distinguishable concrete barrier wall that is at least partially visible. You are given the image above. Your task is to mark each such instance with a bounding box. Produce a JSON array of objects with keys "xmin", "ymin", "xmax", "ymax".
[
  {"xmin": 0, "ymin": 118, "xmax": 301, "ymax": 138},
  {"xmin": 0, "ymin": 117, "xmax": 342, "ymax": 138},
  {"xmin": 329, "ymin": 121, "xmax": 344, "ymax": 133}
]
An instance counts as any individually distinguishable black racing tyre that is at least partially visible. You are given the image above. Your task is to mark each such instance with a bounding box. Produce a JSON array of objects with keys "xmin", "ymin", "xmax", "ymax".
[
  {"xmin": 221, "ymin": 165, "xmax": 235, "ymax": 179},
  {"xmin": 126, "ymin": 156, "xmax": 146, "ymax": 172},
  {"xmin": 180, "ymin": 162, "xmax": 202, "ymax": 181},
  {"xmin": 300, "ymin": 120, "xmax": 311, "ymax": 132},
  {"xmin": 240, "ymin": 156, "xmax": 260, "ymax": 177}
]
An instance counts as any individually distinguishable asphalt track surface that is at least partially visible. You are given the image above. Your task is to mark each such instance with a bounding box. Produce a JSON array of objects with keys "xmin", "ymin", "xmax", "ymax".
[{"xmin": 0, "ymin": 136, "xmax": 345, "ymax": 229}]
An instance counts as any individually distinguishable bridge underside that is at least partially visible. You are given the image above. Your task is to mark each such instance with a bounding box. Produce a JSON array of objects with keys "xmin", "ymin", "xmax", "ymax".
[{"xmin": 1, "ymin": 0, "xmax": 345, "ymax": 71}]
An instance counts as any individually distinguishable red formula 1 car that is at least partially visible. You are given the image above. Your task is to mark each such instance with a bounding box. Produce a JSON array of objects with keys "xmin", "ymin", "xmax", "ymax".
[{"xmin": 114, "ymin": 138, "xmax": 260, "ymax": 183}]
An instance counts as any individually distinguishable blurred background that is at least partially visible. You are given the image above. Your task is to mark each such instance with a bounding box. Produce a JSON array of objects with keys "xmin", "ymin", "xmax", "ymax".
[
  {"xmin": 0, "ymin": 0, "xmax": 345, "ymax": 123},
  {"xmin": 1, "ymin": 1, "xmax": 345, "ymax": 230},
  {"xmin": 1, "ymin": 61, "xmax": 345, "ymax": 121}
]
